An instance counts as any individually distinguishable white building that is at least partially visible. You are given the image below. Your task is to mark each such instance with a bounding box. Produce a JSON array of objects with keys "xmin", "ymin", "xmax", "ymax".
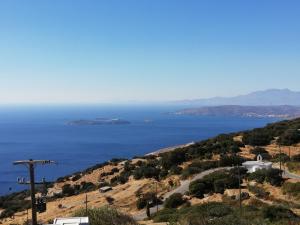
[
  {"xmin": 242, "ymin": 155, "xmax": 272, "ymax": 173},
  {"xmin": 53, "ymin": 217, "xmax": 89, "ymax": 225}
]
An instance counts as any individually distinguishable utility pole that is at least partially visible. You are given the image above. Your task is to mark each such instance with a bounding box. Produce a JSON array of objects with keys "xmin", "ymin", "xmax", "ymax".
[
  {"xmin": 279, "ymin": 144, "xmax": 282, "ymax": 172},
  {"xmin": 238, "ymin": 163, "xmax": 242, "ymax": 214},
  {"xmin": 156, "ymin": 181, "xmax": 158, "ymax": 213},
  {"xmin": 85, "ymin": 194, "xmax": 88, "ymax": 216},
  {"xmin": 13, "ymin": 159, "xmax": 55, "ymax": 225}
]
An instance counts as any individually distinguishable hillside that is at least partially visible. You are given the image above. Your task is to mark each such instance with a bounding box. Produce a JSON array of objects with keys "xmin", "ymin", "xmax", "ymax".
[
  {"xmin": 1, "ymin": 118, "xmax": 300, "ymax": 225},
  {"xmin": 175, "ymin": 105, "xmax": 300, "ymax": 119},
  {"xmin": 175, "ymin": 89, "xmax": 300, "ymax": 106}
]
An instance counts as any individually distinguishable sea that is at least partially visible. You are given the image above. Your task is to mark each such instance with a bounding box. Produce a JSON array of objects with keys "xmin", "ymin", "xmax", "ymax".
[{"xmin": 0, "ymin": 105, "xmax": 278, "ymax": 196}]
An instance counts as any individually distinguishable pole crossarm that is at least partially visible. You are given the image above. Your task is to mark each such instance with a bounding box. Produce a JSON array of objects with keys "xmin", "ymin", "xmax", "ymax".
[{"xmin": 13, "ymin": 160, "xmax": 55, "ymax": 165}]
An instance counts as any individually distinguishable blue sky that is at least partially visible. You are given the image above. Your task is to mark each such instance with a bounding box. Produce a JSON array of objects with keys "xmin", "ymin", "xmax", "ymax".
[{"xmin": 0, "ymin": 0, "xmax": 300, "ymax": 104}]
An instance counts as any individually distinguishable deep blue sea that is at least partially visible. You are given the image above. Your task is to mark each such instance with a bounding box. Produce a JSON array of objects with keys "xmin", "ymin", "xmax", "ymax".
[{"xmin": 0, "ymin": 105, "xmax": 278, "ymax": 196}]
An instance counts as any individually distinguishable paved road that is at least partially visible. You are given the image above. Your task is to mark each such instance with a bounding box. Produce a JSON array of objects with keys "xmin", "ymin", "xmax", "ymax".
[
  {"xmin": 272, "ymin": 163, "xmax": 300, "ymax": 179},
  {"xmin": 133, "ymin": 164, "xmax": 300, "ymax": 220},
  {"xmin": 282, "ymin": 170, "xmax": 300, "ymax": 179},
  {"xmin": 133, "ymin": 167, "xmax": 231, "ymax": 221}
]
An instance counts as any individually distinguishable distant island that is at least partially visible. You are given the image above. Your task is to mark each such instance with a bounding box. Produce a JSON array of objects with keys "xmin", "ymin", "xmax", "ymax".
[
  {"xmin": 68, "ymin": 118, "xmax": 130, "ymax": 125},
  {"xmin": 174, "ymin": 105, "xmax": 300, "ymax": 119}
]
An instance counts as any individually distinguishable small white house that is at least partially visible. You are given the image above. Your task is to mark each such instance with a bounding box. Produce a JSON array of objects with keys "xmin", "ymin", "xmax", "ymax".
[
  {"xmin": 242, "ymin": 155, "xmax": 272, "ymax": 173},
  {"xmin": 53, "ymin": 217, "xmax": 89, "ymax": 225},
  {"xmin": 99, "ymin": 186, "xmax": 112, "ymax": 193}
]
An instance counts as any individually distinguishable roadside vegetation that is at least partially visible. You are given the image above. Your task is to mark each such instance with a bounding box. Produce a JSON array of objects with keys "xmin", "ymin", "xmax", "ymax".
[
  {"xmin": 151, "ymin": 201, "xmax": 299, "ymax": 225},
  {"xmin": 73, "ymin": 207, "xmax": 137, "ymax": 225}
]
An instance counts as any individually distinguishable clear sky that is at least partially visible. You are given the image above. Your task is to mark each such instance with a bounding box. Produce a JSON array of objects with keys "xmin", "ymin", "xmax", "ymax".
[{"xmin": 0, "ymin": 0, "xmax": 300, "ymax": 104}]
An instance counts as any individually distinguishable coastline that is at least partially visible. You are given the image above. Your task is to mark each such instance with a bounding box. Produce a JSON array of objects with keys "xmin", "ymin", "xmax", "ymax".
[{"xmin": 146, "ymin": 142, "xmax": 195, "ymax": 156}]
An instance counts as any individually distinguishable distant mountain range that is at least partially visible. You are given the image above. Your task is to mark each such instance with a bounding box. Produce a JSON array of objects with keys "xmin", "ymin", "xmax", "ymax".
[
  {"xmin": 175, "ymin": 105, "xmax": 300, "ymax": 119},
  {"xmin": 175, "ymin": 89, "xmax": 300, "ymax": 106}
]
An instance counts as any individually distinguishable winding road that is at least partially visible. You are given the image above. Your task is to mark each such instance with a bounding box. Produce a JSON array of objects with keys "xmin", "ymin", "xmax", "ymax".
[
  {"xmin": 133, "ymin": 164, "xmax": 300, "ymax": 221},
  {"xmin": 133, "ymin": 167, "xmax": 231, "ymax": 221}
]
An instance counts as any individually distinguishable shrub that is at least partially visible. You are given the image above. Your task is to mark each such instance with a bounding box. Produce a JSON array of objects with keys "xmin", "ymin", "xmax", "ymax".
[
  {"xmin": 219, "ymin": 155, "xmax": 244, "ymax": 167},
  {"xmin": 262, "ymin": 205, "xmax": 297, "ymax": 222},
  {"xmin": 73, "ymin": 207, "xmax": 137, "ymax": 225},
  {"xmin": 71, "ymin": 174, "xmax": 82, "ymax": 182},
  {"xmin": 164, "ymin": 193, "xmax": 186, "ymax": 208},
  {"xmin": 133, "ymin": 165, "xmax": 160, "ymax": 180},
  {"xmin": 282, "ymin": 182, "xmax": 300, "ymax": 199},
  {"xmin": 62, "ymin": 184, "xmax": 75, "ymax": 196},
  {"xmin": 124, "ymin": 161, "xmax": 135, "ymax": 172},
  {"xmin": 189, "ymin": 180, "xmax": 207, "ymax": 198},
  {"xmin": 105, "ymin": 196, "xmax": 114, "ymax": 204},
  {"xmin": 136, "ymin": 192, "xmax": 159, "ymax": 210},
  {"xmin": 169, "ymin": 166, "xmax": 183, "ymax": 175},
  {"xmin": 111, "ymin": 168, "xmax": 120, "ymax": 173},
  {"xmin": 159, "ymin": 169, "xmax": 168, "ymax": 179},
  {"xmin": 272, "ymin": 153, "xmax": 290, "ymax": 163},
  {"xmin": 0, "ymin": 209, "xmax": 15, "ymax": 219},
  {"xmin": 81, "ymin": 182, "xmax": 96, "ymax": 192},
  {"xmin": 287, "ymin": 162, "xmax": 300, "ymax": 173},
  {"xmin": 291, "ymin": 154, "xmax": 300, "ymax": 162},
  {"xmin": 153, "ymin": 202, "xmax": 233, "ymax": 224},
  {"xmin": 160, "ymin": 148, "xmax": 187, "ymax": 170},
  {"xmin": 243, "ymin": 130, "xmax": 273, "ymax": 146},
  {"xmin": 136, "ymin": 198, "xmax": 147, "ymax": 210},
  {"xmin": 278, "ymin": 129, "xmax": 300, "ymax": 146},
  {"xmin": 152, "ymin": 208, "xmax": 177, "ymax": 223},
  {"xmin": 248, "ymin": 185, "xmax": 270, "ymax": 199},
  {"xmin": 248, "ymin": 168, "xmax": 283, "ymax": 186},
  {"xmin": 189, "ymin": 170, "xmax": 240, "ymax": 198}
]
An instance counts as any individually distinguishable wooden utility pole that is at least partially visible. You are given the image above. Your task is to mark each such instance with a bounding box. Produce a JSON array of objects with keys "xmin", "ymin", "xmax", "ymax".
[
  {"xmin": 238, "ymin": 163, "xmax": 242, "ymax": 215},
  {"xmin": 13, "ymin": 159, "xmax": 55, "ymax": 225},
  {"xmin": 279, "ymin": 144, "xmax": 282, "ymax": 172},
  {"xmin": 156, "ymin": 181, "xmax": 158, "ymax": 213},
  {"xmin": 85, "ymin": 194, "xmax": 88, "ymax": 216}
]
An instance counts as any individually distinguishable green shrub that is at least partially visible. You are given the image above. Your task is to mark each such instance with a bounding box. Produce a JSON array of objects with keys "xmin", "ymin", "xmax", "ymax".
[
  {"xmin": 169, "ymin": 165, "xmax": 183, "ymax": 175},
  {"xmin": 136, "ymin": 198, "xmax": 147, "ymax": 210},
  {"xmin": 248, "ymin": 168, "xmax": 283, "ymax": 186},
  {"xmin": 291, "ymin": 154, "xmax": 300, "ymax": 162},
  {"xmin": 278, "ymin": 129, "xmax": 300, "ymax": 146},
  {"xmin": 160, "ymin": 148, "xmax": 187, "ymax": 170},
  {"xmin": 287, "ymin": 161, "xmax": 300, "ymax": 173},
  {"xmin": 0, "ymin": 209, "xmax": 15, "ymax": 219},
  {"xmin": 248, "ymin": 185, "xmax": 270, "ymax": 199},
  {"xmin": 73, "ymin": 207, "xmax": 137, "ymax": 225},
  {"xmin": 219, "ymin": 155, "xmax": 244, "ymax": 167},
  {"xmin": 152, "ymin": 208, "xmax": 177, "ymax": 223},
  {"xmin": 189, "ymin": 170, "xmax": 240, "ymax": 198},
  {"xmin": 243, "ymin": 130, "xmax": 273, "ymax": 146},
  {"xmin": 189, "ymin": 180, "xmax": 207, "ymax": 198},
  {"xmin": 272, "ymin": 153, "xmax": 290, "ymax": 163},
  {"xmin": 262, "ymin": 205, "xmax": 297, "ymax": 222},
  {"xmin": 164, "ymin": 193, "xmax": 186, "ymax": 208},
  {"xmin": 62, "ymin": 184, "xmax": 75, "ymax": 196},
  {"xmin": 81, "ymin": 182, "xmax": 96, "ymax": 192},
  {"xmin": 133, "ymin": 165, "xmax": 160, "ymax": 180}
]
